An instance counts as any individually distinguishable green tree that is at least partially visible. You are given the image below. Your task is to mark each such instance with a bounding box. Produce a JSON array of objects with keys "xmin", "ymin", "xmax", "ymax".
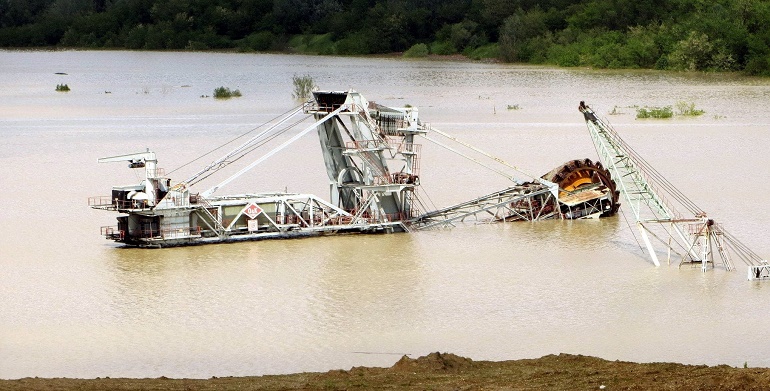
[
  {"xmin": 0, "ymin": 0, "xmax": 767, "ymax": 75},
  {"xmin": 499, "ymin": 8, "xmax": 548, "ymax": 62},
  {"xmin": 476, "ymin": 0, "xmax": 517, "ymax": 39},
  {"xmin": 745, "ymin": 32, "xmax": 770, "ymax": 75},
  {"xmin": 0, "ymin": 0, "xmax": 55, "ymax": 28},
  {"xmin": 623, "ymin": 25, "xmax": 662, "ymax": 69},
  {"xmin": 403, "ymin": 42, "xmax": 429, "ymax": 57},
  {"xmin": 668, "ymin": 30, "xmax": 736, "ymax": 71}
]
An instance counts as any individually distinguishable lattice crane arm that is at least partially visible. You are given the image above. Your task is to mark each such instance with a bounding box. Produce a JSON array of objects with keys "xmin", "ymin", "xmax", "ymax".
[{"xmin": 579, "ymin": 100, "xmax": 767, "ymax": 272}]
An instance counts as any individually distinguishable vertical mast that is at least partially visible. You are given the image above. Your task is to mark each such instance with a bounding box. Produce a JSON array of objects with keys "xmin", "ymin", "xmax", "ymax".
[{"xmin": 308, "ymin": 90, "xmax": 425, "ymax": 222}]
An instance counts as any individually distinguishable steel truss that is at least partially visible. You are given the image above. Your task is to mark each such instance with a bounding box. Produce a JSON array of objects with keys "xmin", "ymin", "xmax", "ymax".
[
  {"xmin": 581, "ymin": 104, "xmax": 764, "ymax": 271},
  {"xmin": 409, "ymin": 184, "xmax": 557, "ymax": 229}
]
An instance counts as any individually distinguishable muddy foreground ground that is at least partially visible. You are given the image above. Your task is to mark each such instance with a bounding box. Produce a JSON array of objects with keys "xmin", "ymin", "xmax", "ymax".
[{"xmin": 3, "ymin": 352, "xmax": 770, "ymax": 390}]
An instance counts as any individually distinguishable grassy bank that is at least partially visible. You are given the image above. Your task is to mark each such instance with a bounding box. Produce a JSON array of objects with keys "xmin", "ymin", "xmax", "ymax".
[{"xmin": 3, "ymin": 352, "xmax": 769, "ymax": 390}]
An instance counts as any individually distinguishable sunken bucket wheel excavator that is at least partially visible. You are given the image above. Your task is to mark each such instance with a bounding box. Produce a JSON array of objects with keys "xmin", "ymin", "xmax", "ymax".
[
  {"xmin": 542, "ymin": 158, "xmax": 620, "ymax": 219},
  {"xmin": 86, "ymin": 90, "xmax": 628, "ymax": 249},
  {"xmin": 89, "ymin": 90, "xmax": 767, "ymax": 279}
]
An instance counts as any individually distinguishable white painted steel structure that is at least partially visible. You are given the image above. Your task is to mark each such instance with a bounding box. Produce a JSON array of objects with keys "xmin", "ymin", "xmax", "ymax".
[
  {"xmin": 580, "ymin": 103, "xmax": 765, "ymax": 273},
  {"xmin": 91, "ymin": 89, "xmax": 761, "ymax": 277},
  {"xmin": 91, "ymin": 90, "xmax": 425, "ymax": 247},
  {"xmin": 90, "ymin": 90, "xmax": 624, "ymax": 248}
]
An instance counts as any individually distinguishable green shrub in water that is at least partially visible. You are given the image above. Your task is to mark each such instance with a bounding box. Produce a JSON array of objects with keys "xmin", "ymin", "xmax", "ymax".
[
  {"xmin": 213, "ymin": 87, "xmax": 242, "ymax": 99},
  {"xmin": 636, "ymin": 106, "xmax": 673, "ymax": 119},
  {"xmin": 675, "ymin": 101, "xmax": 705, "ymax": 116},
  {"xmin": 292, "ymin": 74, "xmax": 316, "ymax": 101}
]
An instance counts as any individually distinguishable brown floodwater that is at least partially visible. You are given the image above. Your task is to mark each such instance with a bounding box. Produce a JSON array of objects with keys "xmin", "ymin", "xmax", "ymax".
[{"xmin": 1, "ymin": 50, "xmax": 770, "ymax": 379}]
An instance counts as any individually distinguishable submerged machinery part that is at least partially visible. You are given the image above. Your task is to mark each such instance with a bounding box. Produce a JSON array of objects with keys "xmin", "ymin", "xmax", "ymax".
[
  {"xmin": 543, "ymin": 158, "xmax": 620, "ymax": 218},
  {"xmin": 411, "ymin": 157, "xmax": 621, "ymax": 227},
  {"xmin": 580, "ymin": 102, "xmax": 767, "ymax": 271}
]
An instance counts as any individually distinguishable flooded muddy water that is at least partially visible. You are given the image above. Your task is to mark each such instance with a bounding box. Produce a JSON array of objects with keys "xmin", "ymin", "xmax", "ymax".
[{"xmin": 2, "ymin": 50, "xmax": 770, "ymax": 378}]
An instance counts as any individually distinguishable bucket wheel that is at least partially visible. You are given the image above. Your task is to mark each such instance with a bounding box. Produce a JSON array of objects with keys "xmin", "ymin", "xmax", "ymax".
[{"xmin": 542, "ymin": 158, "xmax": 620, "ymax": 217}]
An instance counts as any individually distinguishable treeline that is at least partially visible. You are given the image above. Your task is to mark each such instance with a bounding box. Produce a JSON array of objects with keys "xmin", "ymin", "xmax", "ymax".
[{"xmin": 1, "ymin": 0, "xmax": 769, "ymax": 75}]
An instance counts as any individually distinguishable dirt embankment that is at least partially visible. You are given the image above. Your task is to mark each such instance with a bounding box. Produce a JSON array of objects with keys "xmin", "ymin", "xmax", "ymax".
[{"xmin": 3, "ymin": 352, "xmax": 770, "ymax": 390}]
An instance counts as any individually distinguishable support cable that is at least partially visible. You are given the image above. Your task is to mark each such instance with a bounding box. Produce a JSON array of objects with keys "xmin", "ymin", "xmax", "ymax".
[
  {"xmin": 422, "ymin": 135, "xmax": 519, "ymax": 182},
  {"xmin": 188, "ymin": 115, "xmax": 310, "ymax": 187},
  {"xmin": 182, "ymin": 105, "xmax": 306, "ymax": 184},
  {"xmin": 168, "ymin": 103, "xmax": 305, "ymax": 176},
  {"xmin": 203, "ymin": 104, "xmax": 349, "ymax": 197},
  {"xmin": 722, "ymin": 229, "xmax": 763, "ymax": 265},
  {"xmin": 413, "ymin": 186, "xmax": 438, "ymax": 218},
  {"xmin": 595, "ymin": 116, "xmax": 702, "ymax": 215},
  {"xmin": 428, "ymin": 126, "xmax": 542, "ymax": 182},
  {"xmin": 618, "ymin": 209, "xmax": 645, "ymax": 252}
]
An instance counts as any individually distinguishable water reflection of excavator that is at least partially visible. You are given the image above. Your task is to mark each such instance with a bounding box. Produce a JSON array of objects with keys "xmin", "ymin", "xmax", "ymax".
[{"xmin": 89, "ymin": 90, "xmax": 765, "ymax": 277}]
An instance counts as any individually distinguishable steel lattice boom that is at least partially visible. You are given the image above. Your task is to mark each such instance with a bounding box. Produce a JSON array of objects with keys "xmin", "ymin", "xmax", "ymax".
[{"xmin": 580, "ymin": 102, "xmax": 765, "ymax": 272}]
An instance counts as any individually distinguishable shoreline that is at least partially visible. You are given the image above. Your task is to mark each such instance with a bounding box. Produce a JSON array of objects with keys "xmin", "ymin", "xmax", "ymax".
[
  {"xmin": 3, "ymin": 352, "xmax": 769, "ymax": 390},
  {"xmin": 2, "ymin": 48, "xmax": 756, "ymax": 79},
  {"xmin": 0, "ymin": 46, "xmax": 485, "ymax": 61}
]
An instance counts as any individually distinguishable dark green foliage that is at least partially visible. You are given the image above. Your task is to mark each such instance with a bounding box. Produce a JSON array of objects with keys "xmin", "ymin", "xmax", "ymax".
[
  {"xmin": 213, "ymin": 86, "xmax": 241, "ymax": 99},
  {"xmin": 238, "ymin": 31, "xmax": 277, "ymax": 52},
  {"xmin": 0, "ymin": 0, "xmax": 767, "ymax": 75},
  {"xmin": 430, "ymin": 41, "xmax": 456, "ymax": 55},
  {"xmin": 403, "ymin": 43, "xmax": 429, "ymax": 58},
  {"xmin": 0, "ymin": 0, "xmax": 56, "ymax": 28},
  {"xmin": 288, "ymin": 33, "xmax": 335, "ymax": 54},
  {"xmin": 55, "ymin": 83, "xmax": 70, "ymax": 92},
  {"xmin": 466, "ymin": 43, "xmax": 499, "ymax": 60},
  {"xmin": 636, "ymin": 106, "xmax": 673, "ymax": 119},
  {"xmin": 334, "ymin": 32, "xmax": 372, "ymax": 55},
  {"xmin": 667, "ymin": 31, "xmax": 737, "ymax": 71},
  {"xmin": 499, "ymin": 8, "xmax": 550, "ymax": 62}
]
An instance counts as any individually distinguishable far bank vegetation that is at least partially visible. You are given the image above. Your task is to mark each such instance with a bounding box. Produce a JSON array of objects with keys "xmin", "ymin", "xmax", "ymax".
[{"xmin": 1, "ymin": 0, "xmax": 769, "ymax": 75}]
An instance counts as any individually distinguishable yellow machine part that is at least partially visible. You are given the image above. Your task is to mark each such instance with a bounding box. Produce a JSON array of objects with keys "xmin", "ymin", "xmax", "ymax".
[{"xmin": 541, "ymin": 158, "xmax": 620, "ymax": 217}]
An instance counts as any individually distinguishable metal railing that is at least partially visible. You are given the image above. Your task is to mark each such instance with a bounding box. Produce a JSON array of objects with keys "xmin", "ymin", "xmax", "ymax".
[
  {"xmin": 88, "ymin": 196, "xmax": 151, "ymax": 210},
  {"xmin": 159, "ymin": 226, "xmax": 201, "ymax": 239},
  {"xmin": 89, "ymin": 196, "xmax": 115, "ymax": 208},
  {"xmin": 149, "ymin": 167, "xmax": 166, "ymax": 178},
  {"xmin": 101, "ymin": 226, "xmax": 122, "ymax": 240},
  {"xmin": 275, "ymin": 211, "xmax": 410, "ymax": 227},
  {"xmin": 100, "ymin": 226, "xmax": 202, "ymax": 241},
  {"xmin": 304, "ymin": 102, "xmax": 353, "ymax": 114},
  {"xmin": 688, "ymin": 221, "xmax": 723, "ymax": 235}
]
